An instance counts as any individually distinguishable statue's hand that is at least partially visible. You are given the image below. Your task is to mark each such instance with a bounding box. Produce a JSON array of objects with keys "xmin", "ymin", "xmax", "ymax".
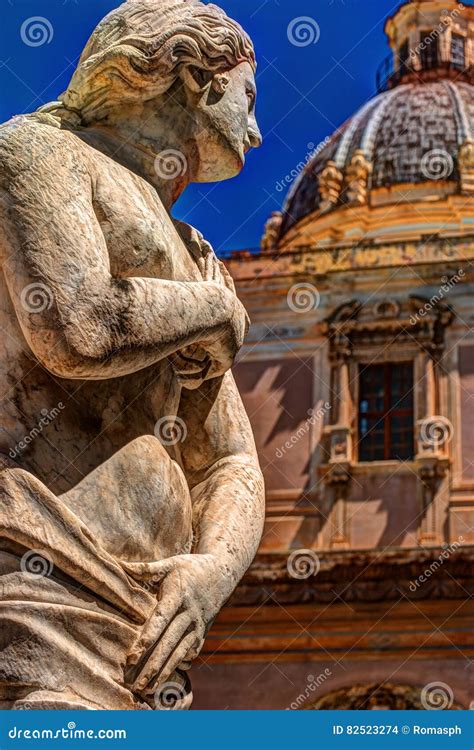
[
  {"xmin": 174, "ymin": 220, "xmax": 236, "ymax": 295},
  {"xmin": 123, "ymin": 554, "xmax": 226, "ymax": 695},
  {"xmin": 170, "ymin": 224, "xmax": 248, "ymax": 387},
  {"xmin": 198, "ymin": 240, "xmax": 236, "ymax": 296}
]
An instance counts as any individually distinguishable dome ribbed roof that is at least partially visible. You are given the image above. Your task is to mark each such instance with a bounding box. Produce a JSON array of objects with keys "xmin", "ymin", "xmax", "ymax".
[{"xmin": 280, "ymin": 80, "xmax": 473, "ymax": 239}]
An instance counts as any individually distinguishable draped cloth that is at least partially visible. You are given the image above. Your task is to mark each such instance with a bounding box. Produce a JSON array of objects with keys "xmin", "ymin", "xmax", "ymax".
[{"xmin": 0, "ymin": 456, "xmax": 193, "ymax": 710}]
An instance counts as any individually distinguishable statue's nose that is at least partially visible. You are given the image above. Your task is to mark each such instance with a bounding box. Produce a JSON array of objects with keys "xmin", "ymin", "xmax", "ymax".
[{"xmin": 248, "ymin": 123, "xmax": 262, "ymax": 149}]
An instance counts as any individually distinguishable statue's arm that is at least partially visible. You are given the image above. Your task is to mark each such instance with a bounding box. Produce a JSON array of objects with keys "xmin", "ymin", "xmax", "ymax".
[
  {"xmin": 0, "ymin": 139, "xmax": 244, "ymax": 379},
  {"xmin": 179, "ymin": 370, "xmax": 265, "ymax": 590},
  {"xmin": 123, "ymin": 370, "xmax": 264, "ymax": 692}
]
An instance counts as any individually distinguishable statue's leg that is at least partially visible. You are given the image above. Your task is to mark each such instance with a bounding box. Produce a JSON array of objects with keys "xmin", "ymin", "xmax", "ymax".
[
  {"xmin": 0, "ymin": 435, "xmax": 193, "ymax": 709},
  {"xmin": 61, "ymin": 434, "xmax": 193, "ymax": 563}
]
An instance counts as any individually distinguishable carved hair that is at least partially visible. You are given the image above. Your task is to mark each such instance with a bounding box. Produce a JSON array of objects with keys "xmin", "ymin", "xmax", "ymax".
[{"xmin": 60, "ymin": 0, "xmax": 256, "ymax": 124}]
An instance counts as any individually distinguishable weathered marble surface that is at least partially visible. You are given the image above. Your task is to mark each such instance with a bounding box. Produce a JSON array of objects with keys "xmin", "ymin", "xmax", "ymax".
[{"xmin": 0, "ymin": 0, "xmax": 264, "ymax": 709}]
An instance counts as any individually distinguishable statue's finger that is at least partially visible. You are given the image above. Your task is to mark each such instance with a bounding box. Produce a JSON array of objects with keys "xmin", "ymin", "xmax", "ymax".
[
  {"xmin": 133, "ymin": 612, "xmax": 192, "ymax": 692},
  {"xmin": 127, "ymin": 577, "xmax": 181, "ymax": 667},
  {"xmin": 181, "ymin": 626, "xmax": 205, "ymax": 663},
  {"xmin": 204, "ymin": 252, "xmax": 216, "ymax": 281},
  {"xmin": 212, "ymin": 256, "xmax": 220, "ymax": 282},
  {"xmin": 121, "ymin": 559, "xmax": 172, "ymax": 581},
  {"xmin": 154, "ymin": 631, "xmax": 198, "ymax": 687}
]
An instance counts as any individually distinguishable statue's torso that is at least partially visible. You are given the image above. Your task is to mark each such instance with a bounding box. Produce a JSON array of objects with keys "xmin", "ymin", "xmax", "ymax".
[{"xmin": 0, "ymin": 117, "xmax": 202, "ymax": 493}]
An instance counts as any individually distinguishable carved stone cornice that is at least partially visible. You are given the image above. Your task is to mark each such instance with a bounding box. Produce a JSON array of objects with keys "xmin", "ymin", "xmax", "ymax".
[
  {"xmin": 322, "ymin": 299, "xmax": 362, "ymax": 362},
  {"xmin": 231, "ymin": 548, "xmax": 474, "ymax": 607},
  {"xmin": 225, "ymin": 236, "xmax": 474, "ymax": 280},
  {"xmin": 322, "ymin": 296, "xmax": 454, "ymax": 359}
]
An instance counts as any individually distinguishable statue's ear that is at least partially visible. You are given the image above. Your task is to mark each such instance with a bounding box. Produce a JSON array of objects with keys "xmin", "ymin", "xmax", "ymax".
[{"xmin": 180, "ymin": 65, "xmax": 214, "ymax": 93}]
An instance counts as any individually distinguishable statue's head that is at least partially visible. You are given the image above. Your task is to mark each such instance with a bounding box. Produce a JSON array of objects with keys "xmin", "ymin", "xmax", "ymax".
[{"xmin": 61, "ymin": 0, "xmax": 261, "ymax": 181}]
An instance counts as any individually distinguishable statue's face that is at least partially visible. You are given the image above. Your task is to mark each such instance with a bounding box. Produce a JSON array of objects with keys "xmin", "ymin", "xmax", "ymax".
[{"xmin": 191, "ymin": 61, "xmax": 262, "ymax": 182}]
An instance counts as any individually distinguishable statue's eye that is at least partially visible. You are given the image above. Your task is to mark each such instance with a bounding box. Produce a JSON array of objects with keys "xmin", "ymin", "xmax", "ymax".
[{"xmin": 246, "ymin": 90, "xmax": 256, "ymax": 111}]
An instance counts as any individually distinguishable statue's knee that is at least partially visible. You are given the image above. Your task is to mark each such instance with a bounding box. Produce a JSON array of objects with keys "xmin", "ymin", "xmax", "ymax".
[
  {"xmin": 122, "ymin": 434, "xmax": 190, "ymax": 514},
  {"xmin": 126, "ymin": 434, "xmax": 169, "ymax": 464},
  {"xmin": 115, "ymin": 435, "xmax": 192, "ymax": 560}
]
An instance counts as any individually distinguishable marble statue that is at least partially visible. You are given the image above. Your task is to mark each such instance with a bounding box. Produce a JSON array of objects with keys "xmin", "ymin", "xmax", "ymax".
[{"xmin": 0, "ymin": 0, "xmax": 264, "ymax": 710}]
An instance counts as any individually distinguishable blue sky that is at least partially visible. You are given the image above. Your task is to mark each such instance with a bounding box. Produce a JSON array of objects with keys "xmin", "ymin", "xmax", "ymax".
[{"xmin": 1, "ymin": 0, "xmax": 402, "ymax": 253}]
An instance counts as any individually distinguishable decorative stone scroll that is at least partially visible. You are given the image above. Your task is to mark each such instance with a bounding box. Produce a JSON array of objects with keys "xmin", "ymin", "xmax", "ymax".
[{"xmin": 319, "ymin": 160, "xmax": 343, "ymax": 212}]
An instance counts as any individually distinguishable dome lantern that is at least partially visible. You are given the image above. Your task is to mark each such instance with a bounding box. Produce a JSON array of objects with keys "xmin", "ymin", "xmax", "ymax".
[
  {"xmin": 261, "ymin": 0, "xmax": 474, "ymax": 253},
  {"xmin": 378, "ymin": 0, "xmax": 473, "ymax": 92}
]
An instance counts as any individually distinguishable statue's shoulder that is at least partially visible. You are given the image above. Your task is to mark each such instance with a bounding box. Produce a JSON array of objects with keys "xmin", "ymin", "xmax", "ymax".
[{"xmin": 0, "ymin": 113, "xmax": 86, "ymax": 183}]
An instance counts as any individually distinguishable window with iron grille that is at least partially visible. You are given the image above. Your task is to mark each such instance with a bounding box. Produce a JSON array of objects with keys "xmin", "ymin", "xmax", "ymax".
[
  {"xmin": 358, "ymin": 363, "xmax": 414, "ymax": 461},
  {"xmin": 419, "ymin": 32, "xmax": 439, "ymax": 70},
  {"xmin": 451, "ymin": 33, "xmax": 466, "ymax": 70}
]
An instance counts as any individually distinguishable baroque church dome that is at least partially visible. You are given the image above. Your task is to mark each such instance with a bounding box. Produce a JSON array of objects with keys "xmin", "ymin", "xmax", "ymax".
[
  {"xmin": 263, "ymin": 0, "xmax": 474, "ymax": 251},
  {"xmin": 280, "ymin": 80, "xmax": 473, "ymax": 237}
]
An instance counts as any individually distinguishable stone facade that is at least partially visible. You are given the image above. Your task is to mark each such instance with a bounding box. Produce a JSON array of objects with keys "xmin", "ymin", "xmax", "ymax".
[{"xmin": 192, "ymin": 0, "xmax": 474, "ymax": 710}]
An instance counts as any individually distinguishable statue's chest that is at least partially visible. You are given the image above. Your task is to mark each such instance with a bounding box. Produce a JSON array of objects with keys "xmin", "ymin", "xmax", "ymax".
[{"xmin": 92, "ymin": 170, "xmax": 199, "ymax": 281}]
